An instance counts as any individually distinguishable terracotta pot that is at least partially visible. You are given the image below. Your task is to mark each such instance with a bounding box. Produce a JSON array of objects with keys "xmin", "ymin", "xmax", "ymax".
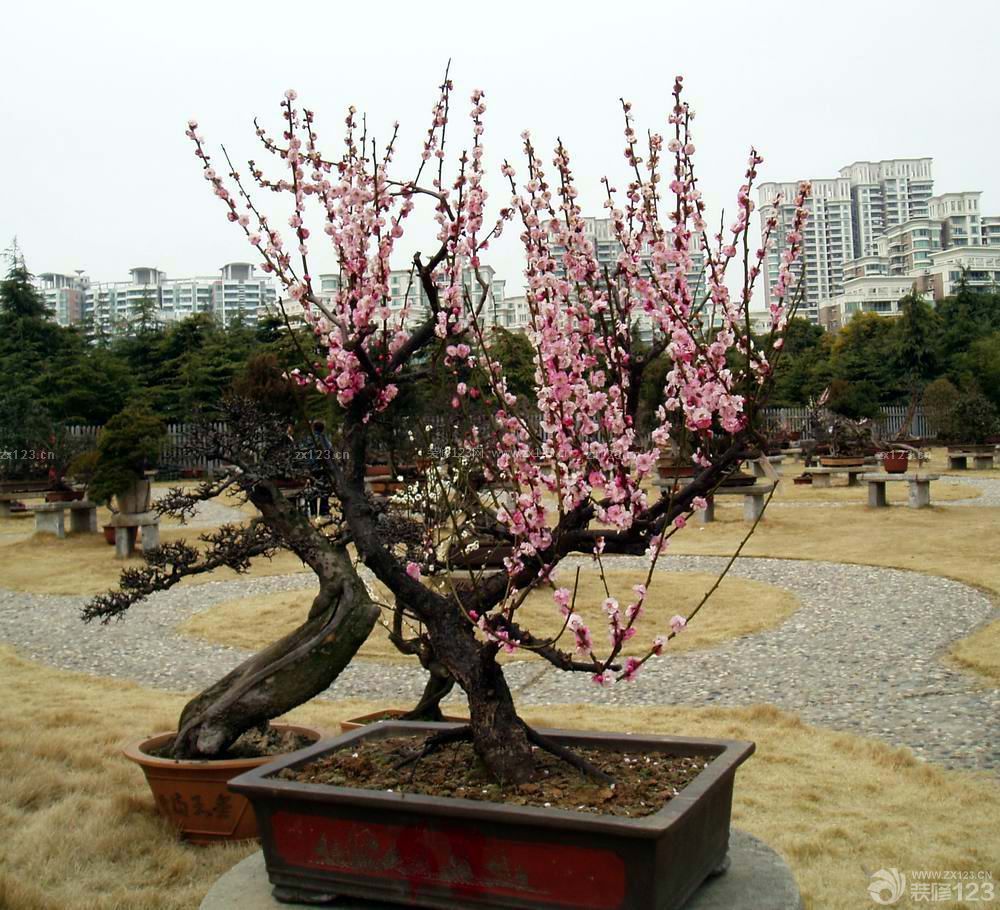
[
  {"xmin": 230, "ymin": 722, "xmax": 754, "ymax": 909},
  {"xmin": 102, "ymin": 525, "xmax": 116, "ymax": 545},
  {"xmin": 881, "ymin": 452, "xmax": 909, "ymax": 474},
  {"xmin": 339, "ymin": 710, "xmax": 469, "ymax": 733},
  {"xmin": 819, "ymin": 455, "xmax": 865, "ymax": 468},
  {"xmin": 123, "ymin": 723, "xmax": 323, "ymax": 844}
]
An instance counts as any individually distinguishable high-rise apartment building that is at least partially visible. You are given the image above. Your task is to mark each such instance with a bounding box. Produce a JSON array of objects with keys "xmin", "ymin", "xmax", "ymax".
[
  {"xmin": 315, "ymin": 265, "xmax": 508, "ymax": 332},
  {"xmin": 757, "ymin": 177, "xmax": 854, "ymax": 323},
  {"xmin": 762, "ymin": 157, "xmax": 1000, "ymax": 327},
  {"xmin": 547, "ymin": 216, "xmax": 708, "ymax": 343},
  {"xmin": 34, "ymin": 263, "xmax": 278, "ymax": 333},
  {"xmin": 36, "ymin": 272, "xmax": 89, "ymax": 325},
  {"xmin": 838, "ymin": 159, "xmax": 934, "ymax": 257}
]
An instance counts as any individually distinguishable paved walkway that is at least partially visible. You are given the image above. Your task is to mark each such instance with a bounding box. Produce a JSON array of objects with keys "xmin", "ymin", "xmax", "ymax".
[{"xmin": 0, "ymin": 554, "xmax": 996, "ymax": 774}]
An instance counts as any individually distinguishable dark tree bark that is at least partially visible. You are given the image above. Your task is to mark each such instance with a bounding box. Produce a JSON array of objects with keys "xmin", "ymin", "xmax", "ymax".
[
  {"xmin": 170, "ymin": 567, "xmax": 378, "ymax": 758},
  {"xmin": 167, "ymin": 477, "xmax": 382, "ymax": 759}
]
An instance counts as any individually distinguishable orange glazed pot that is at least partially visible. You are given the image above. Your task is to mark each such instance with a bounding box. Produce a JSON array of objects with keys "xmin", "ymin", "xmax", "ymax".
[{"xmin": 123, "ymin": 723, "xmax": 323, "ymax": 844}]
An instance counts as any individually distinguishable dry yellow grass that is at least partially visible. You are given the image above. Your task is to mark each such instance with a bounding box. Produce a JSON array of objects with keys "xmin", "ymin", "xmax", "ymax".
[
  {"xmin": 671, "ymin": 500, "xmax": 1000, "ymax": 598},
  {"xmin": 179, "ymin": 569, "xmax": 801, "ymax": 661},
  {"xmin": 0, "ymin": 532, "xmax": 309, "ymax": 596},
  {"xmin": 0, "ymin": 645, "xmax": 997, "ymax": 910},
  {"xmin": 948, "ymin": 618, "xmax": 1000, "ymax": 686}
]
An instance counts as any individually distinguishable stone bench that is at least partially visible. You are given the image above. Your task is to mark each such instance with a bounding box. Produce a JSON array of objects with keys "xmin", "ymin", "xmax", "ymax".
[
  {"xmin": 860, "ymin": 472, "xmax": 940, "ymax": 509},
  {"xmin": 110, "ymin": 511, "xmax": 161, "ymax": 558},
  {"xmin": 33, "ymin": 500, "xmax": 98, "ymax": 538},
  {"xmin": 699, "ymin": 482, "xmax": 775, "ymax": 524},
  {"xmin": 946, "ymin": 450, "xmax": 996, "ymax": 471},
  {"xmin": 0, "ymin": 490, "xmax": 55, "ymax": 518},
  {"xmin": 751, "ymin": 455, "xmax": 784, "ymax": 478},
  {"xmin": 805, "ymin": 466, "xmax": 869, "ymax": 488}
]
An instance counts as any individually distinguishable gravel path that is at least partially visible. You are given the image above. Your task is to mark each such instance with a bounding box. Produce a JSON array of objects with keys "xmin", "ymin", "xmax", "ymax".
[{"xmin": 0, "ymin": 555, "xmax": 996, "ymax": 774}]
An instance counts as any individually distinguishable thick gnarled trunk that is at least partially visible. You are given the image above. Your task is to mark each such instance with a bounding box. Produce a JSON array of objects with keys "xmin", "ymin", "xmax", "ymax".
[{"xmin": 169, "ymin": 575, "xmax": 378, "ymax": 759}]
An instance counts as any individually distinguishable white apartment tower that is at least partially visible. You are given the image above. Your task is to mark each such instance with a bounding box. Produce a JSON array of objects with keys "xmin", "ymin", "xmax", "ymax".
[
  {"xmin": 759, "ymin": 158, "xmax": 934, "ymax": 324},
  {"xmin": 35, "ymin": 263, "xmax": 279, "ymax": 333},
  {"xmin": 838, "ymin": 159, "xmax": 933, "ymax": 257},
  {"xmin": 548, "ymin": 216, "xmax": 708, "ymax": 342},
  {"xmin": 757, "ymin": 177, "xmax": 854, "ymax": 323}
]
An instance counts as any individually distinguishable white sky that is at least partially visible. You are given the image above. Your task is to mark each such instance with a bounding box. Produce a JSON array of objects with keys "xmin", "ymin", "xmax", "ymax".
[{"xmin": 2, "ymin": 0, "xmax": 997, "ymax": 305}]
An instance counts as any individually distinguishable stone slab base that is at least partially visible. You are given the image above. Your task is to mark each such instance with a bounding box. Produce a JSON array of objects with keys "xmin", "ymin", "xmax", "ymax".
[{"xmin": 200, "ymin": 828, "xmax": 801, "ymax": 909}]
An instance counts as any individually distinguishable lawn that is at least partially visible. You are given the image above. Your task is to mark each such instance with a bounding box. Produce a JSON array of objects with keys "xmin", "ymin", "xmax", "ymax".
[
  {"xmin": 0, "ymin": 645, "xmax": 997, "ymax": 910},
  {"xmin": 179, "ymin": 568, "xmax": 801, "ymax": 661},
  {"xmin": 948, "ymin": 617, "xmax": 1000, "ymax": 686}
]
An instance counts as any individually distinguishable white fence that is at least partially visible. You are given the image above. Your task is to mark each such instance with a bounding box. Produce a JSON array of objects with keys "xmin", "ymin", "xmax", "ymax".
[
  {"xmin": 66, "ymin": 422, "xmax": 228, "ymax": 474},
  {"xmin": 759, "ymin": 405, "xmax": 934, "ymax": 440},
  {"xmin": 62, "ymin": 405, "xmax": 935, "ymax": 474}
]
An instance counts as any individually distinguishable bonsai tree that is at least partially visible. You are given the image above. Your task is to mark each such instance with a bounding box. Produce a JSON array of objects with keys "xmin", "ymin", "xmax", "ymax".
[
  {"xmin": 65, "ymin": 448, "xmax": 100, "ymax": 492},
  {"xmin": 84, "ymin": 76, "xmax": 809, "ymax": 780},
  {"xmin": 88, "ymin": 404, "xmax": 166, "ymax": 508}
]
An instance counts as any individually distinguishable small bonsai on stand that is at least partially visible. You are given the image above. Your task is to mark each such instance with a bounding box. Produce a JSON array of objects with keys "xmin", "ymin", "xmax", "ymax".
[{"xmin": 87, "ymin": 404, "xmax": 166, "ymax": 513}]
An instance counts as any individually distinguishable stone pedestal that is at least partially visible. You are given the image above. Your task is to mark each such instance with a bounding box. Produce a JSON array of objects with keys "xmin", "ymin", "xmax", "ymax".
[
  {"xmin": 110, "ymin": 511, "xmax": 160, "ymax": 558},
  {"xmin": 200, "ymin": 829, "xmax": 801, "ymax": 909},
  {"xmin": 908, "ymin": 480, "xmax": 931, "ymax": 509},
  {"xmin": 868, "ymin": 482, "xmax": 887, "ymax": 508},
  {"xmin": 33, "ymin": 504, "xmax": 66, "ymax": 538}
]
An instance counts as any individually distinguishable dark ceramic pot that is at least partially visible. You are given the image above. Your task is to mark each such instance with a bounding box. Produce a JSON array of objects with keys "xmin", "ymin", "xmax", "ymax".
[{"xmin": 229, "ymin": 721, "xmax": 754, "ymax": 909}]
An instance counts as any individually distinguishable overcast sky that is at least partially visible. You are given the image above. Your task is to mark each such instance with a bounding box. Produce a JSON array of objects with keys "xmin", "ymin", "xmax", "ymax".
[{"xmin": 2, "ymin": 0, "xmax": 997, "ymax": 306}]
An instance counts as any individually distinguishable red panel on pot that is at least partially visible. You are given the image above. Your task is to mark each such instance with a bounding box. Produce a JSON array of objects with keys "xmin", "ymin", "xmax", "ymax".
[{"xmin": 270, "ymin": 809, "xmax": 627, "ymax": 908}]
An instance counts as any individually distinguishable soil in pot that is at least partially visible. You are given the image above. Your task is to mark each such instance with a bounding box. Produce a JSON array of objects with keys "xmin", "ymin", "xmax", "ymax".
[
  {"xmin": 123, "ymin": 723, "xmax": 322, "ymax": 844},
  {"xmin": 278, "ymin": 734, "xmax": 711, "ymax": 818}
]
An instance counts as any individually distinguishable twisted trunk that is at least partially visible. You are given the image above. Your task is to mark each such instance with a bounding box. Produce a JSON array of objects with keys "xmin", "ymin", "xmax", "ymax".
[
  {"xmin": 168, "ymin": 478, "xmax": 380, "ymax": 759},
  {"xmin": 169, "ymin": 572, "xmax": 378, "ymax": 758}
]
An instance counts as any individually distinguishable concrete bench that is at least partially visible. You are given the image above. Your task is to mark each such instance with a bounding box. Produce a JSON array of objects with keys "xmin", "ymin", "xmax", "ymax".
[
  {"xmin": 859, "ymin": 472, "xmax": 940, "ymax": 509},
  {"xmin": 699, "ymin": 482, "xmax": 775, "ymax": 524},
  {"xmin": 751, "ymin": 455, "xmax": 784, "ymax": 478},
  {"xmin": 947, "ymin": 451, "xmax": 996, "ymax": 471},
  {"xmin": 806, "ymin": 466, "xmax": 869, "ymax": 488},
  {"xmin": 0, "ymin": 490, "xmax": 55, "ymax": 517},
  {"xmin": 110, "ymin": 511, "xmax": 161, "ymax": 558},
  {"xmin": 33, "ymin": 500, "xmax": 98, "ymax": 538}
]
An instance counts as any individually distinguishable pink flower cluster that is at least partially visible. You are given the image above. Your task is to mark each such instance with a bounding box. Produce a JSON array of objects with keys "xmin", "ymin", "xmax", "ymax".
[{"xmin": 189, "ymin": 74, "xmax": 808, "ymax": 688}]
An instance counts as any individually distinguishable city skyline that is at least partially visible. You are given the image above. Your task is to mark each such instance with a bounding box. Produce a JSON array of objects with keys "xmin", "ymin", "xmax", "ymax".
[{"xmin": 3, "ymin": 1, "xmax": 998, "ymax": 314}]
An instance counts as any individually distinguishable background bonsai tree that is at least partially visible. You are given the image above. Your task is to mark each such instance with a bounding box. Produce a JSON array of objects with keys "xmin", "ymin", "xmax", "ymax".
[
  {"xmin": 88, "ymin": 404, "xmax": 166, "ymax": 508},
  {"xmin": 84, "ymin": 75, "xmax": 809, "ymax": 780}
]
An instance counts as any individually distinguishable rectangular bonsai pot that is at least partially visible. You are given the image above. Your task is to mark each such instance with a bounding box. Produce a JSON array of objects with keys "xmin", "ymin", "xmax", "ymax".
[{"xmin": 228, "ymin": 721, "xmax": 754, "ymax": 910}]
